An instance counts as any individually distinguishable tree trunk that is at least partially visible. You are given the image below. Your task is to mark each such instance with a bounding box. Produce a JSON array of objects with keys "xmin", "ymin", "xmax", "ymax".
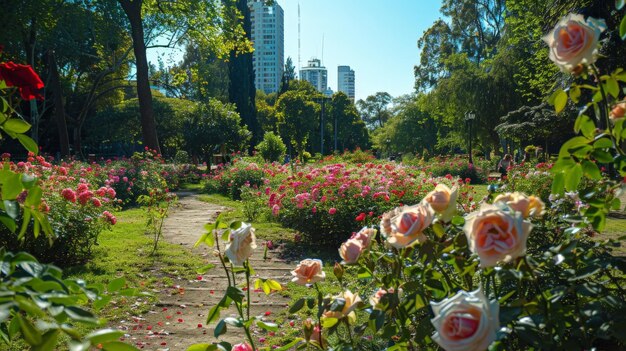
[
  {"xmin": 48, "ymin": 51, "xmax": 71, "ymax": 157},
  {"xmin": 119, "ymin": 0, "xmax": 161, "ymax": 153}
]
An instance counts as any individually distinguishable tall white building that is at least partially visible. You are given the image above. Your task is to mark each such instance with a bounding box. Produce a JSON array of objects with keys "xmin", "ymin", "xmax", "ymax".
[
  {"xmin": 300, "ymin": 58, "xmax": 327, "ymax": 92},
  {"xmin": 248, "ymin": 0, "xmax": 284, "ymax": 94},
  {"xmin": 337, "ymin": 65, "xmax": 355, "ymax": 100}
]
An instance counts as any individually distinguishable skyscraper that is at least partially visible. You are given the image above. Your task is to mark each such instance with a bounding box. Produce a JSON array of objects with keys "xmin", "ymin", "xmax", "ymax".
[
  {"xmin": 300, "ymin": 58, "xmax": 328, "ymax": 92},
  {"xmin": 248, "ymin": 0, "xmax": 284, "ymax": 94},
  {"xmin": 338, "ymin": 65, "xmax": 355, "ymax": 100}
]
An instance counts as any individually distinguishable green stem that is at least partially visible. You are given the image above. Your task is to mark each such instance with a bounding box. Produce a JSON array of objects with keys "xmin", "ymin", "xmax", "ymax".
[
  {"xmin": 345, "ymin": 319, "xmax": 355, "ymax": 347},
  {"xmin": 524, "ymin": 257, "xmax": 550, "ymax": 320},
  {"xmin": 314, "ymin": 283, "xmax": 325, "ymax": 350},
  {"xmin": 214, "ymin": 231, "xmax": 232, "ymax": 287},
  {"xmin": 245, "ymin": 260, "xmax": 251, "ymax": 320}
]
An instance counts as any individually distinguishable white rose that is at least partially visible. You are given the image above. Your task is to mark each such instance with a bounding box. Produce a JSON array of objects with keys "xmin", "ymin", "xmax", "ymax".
[
  {"xmin": 431, "ymin": 288, "xmax": 499, "ymax": 351},
  {"xmin": 543, "ymin": 14, "xmax": 606, "ymax": 72},
  {"xmin": 224, "ymin": 222, "xmax": 257, "ymax": 266}
]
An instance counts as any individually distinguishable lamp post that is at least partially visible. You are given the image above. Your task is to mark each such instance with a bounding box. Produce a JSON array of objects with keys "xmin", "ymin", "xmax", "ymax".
[
  {"xmin": 465, "ymin": 111, "xmax": 476, "ymax": 165},
  {"xmin": 314, "ymin": 96, "xmax": 331, "ymax": 156}
]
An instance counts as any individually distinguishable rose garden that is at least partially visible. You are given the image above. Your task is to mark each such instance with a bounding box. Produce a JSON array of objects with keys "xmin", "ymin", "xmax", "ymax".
[{"xmin": 2, "ymin": 2, "xmax": 626, "ymax": 351}]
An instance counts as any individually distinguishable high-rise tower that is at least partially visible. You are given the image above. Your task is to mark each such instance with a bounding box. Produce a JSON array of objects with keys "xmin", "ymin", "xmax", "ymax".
[
  {"xmin": 248, "ymin": 0, "xmax": 284, "ymax": 93},
  {"xmin": 300, "ymin": 58, "xmax": 328, "ymax": 93},
  {"xmin": 337, "ymin": 66, "xmax": 355, "ymax": 101}
]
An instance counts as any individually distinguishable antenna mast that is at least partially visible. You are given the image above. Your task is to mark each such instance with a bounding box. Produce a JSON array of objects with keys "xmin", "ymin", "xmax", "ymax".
[
  {"xmin": 298, "ymin": 2, "xmax": 301, "ymax": 71},
  {"xmin": 321, "ymin": 34, "xmax": 324, "ymax": 65}
]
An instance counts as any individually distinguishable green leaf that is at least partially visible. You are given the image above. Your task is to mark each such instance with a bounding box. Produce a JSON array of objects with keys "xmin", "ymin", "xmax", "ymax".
[
  {"xmin": 225, "ymin": 286, "xmax": 244, "ymax": 303},
  {"xmin": 16, "ymin": 314, "xmax": 42, "ymax": 346},
  {"xmin": 593, "ymin": 138, "xmax": 613, "ymax": 149},
  {"xmin": 565, "ymin": 163, "xmax": 583, "ymax": 191},
  {"xmin": 289, "ymin": 298, "xmax": 305, "ymax": 314},
  {"xmin": 606, "ymin": 78, "xmax": 620, "ymax": 98},
  {"xmin": 107, "ymin": 278, "xmax": 125, "ymax": 293},
  {"xmin": 32, "ymin": 330, "xmax": 60, "ymax": 351},
  {"xmin": 64, "ymin": 306, "xmax": 98, "ymax": 324},
  {"xmin": 581, "ymin": 160, "xmax": 601, "ymax": 180},
  {"xmin": 551, "ymin": 172, "xmax": 565, "ymax": 196},
  {"xmin": 102, "ymin": 341, "xmax": 138, "ymax": 351},
  {"xmin": 16, "ymin": 134, "xmax": 38, "ymax": 155},
  {"xmin": 194, "ymin": 232, "xmax": 209, "ymax": 248},
  {"xmin": 20, "ymin": 174, "xmax": 37, "ymax": 189},
  {"xmin": 551, "ymin": 89, "xmax": 568, "ymax": 114},
  {"xmin": 451, "ymin": 216, "xmax": 465, "ymax": 226},
  {"xmin": 618, "ymin": 0, "xmax": 625, "ymax": 10},
  {"xmin": 3, "ymin": 200, "xmax": 19, "ymax": 219},
  {"xmin": 256, "ymin": 320, "xmax": 279, "ymax": 332},
  {"xmin": 569, "ymin": 85, "xmax": 581, "ymax": 103},
  {"xmin": 273, "ymin": 338, "xmax": 304, "ymax": 351},
  {"xmin": 223, "ymin": 317, "xmax": 243, "ymax": 328},
  {"xmin": 214, "ymin": 320, "xmax": 227, "ymax": 337},
  {"xmin": 574, "ymin": 114, "xmax": 595, "ymax": 138},
  {"xmin": 432, "ymin": 222, "xmax": 444, "ymax": 238},
  {"xmin": 68, "ymin": 340, "xmax": 91, "ymax": 351},
  {"xmin": 1, "ymin": 172, "xmax": 22, "ymax": 199},
  {"xmin": 0, "ymin": 214, "xmax": 16, "ymax": 232},
  {"xmin": 591, "ymin": 149, "xmax": 614, "ymax": 163},
  {"xmin": 87, "ymin": 329, "xmax": 125, "ymax": 345},
  {"xmin": 621, "ymin": 14, "xmax": 626, "ymax": 40},
  {"xmin": 321, "ymin": 317, "xmax": 338, "ymax": 328},
  {"xmin": 195, "ymin": 264, "xmax": 215, "ymax": 274},
  {"xmin": 206, "ymin": 305, "xmax": 221, "ymax": 324},
  {"xmin": 230, "ymin": 221, "xmax": 242, "ymax": 230},
  {"xmin": 3, "ymin": 119, "xmax": 31, "ymax": 134}
]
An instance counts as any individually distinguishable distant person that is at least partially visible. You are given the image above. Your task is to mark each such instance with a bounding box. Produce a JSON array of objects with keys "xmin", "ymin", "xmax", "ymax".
[{"xmin": 497, "ymin": 154, "xmax": 513, "ymax": 178}]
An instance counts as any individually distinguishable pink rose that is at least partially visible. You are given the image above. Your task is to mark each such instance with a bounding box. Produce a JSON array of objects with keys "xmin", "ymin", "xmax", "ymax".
[
  {"xmin": 380, "ymin": 204, "xmax": 434, "ymax": 249},
  {"xmin": 224, "ymin": 223, "xmax": 257, "ymax": 266},
  {"xmin": 339, "ymin": 239, "xmax": 363, "ymax": 264},
  {"xmin": 350, "ymin": 227, "xmax": 376, "ymax": 248},
  {"xmin": 232, "ymin": 343, "xmax": 253, "ymax": 351},
  {"xmin": 610, "ymin": 102, "xmax": 626, "ymax": 121},
  {"xmin": 328, "ymin": 207, "xmax": 337, "ymax": 215},
  {"xmin": 291, "ymin": 259, "xmax": 325, "ymax": 285},
  {"xmin": 543, "ymin": 14, "xmax": 606, "ymax": 72},
  {"xmin": 431, "ymin": 289, "xmax": 499, "ymax": 351},
  {"xmin": 464, "ymin": 204, "xmax": 532, "ymax": 267}
]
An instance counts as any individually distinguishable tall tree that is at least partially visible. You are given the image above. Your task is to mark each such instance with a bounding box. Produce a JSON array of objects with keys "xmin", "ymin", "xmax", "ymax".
[
  {"xmin": 226, "ymin": 0, "xmax": 260, "ymax": 145},
  {"xmin": 280, "ymin": 57, "xmax": 297, "ymax": 95},
  {"xmin": 356, "ymin": 92, "xmax": 392, "ymax": 129},
  {"xmin": 329, "ymin": 92, "xmax": 370, "ymax": 151},
  {"xmin": 116, "ymin": 0, "xmax": 250, "ymax": 153},
  {"xmin": 276, "ymin": 90, "xmax": 317, "ymax": 161}
]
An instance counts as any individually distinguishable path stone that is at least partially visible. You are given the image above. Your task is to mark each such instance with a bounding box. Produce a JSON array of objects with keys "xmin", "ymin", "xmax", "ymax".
[{"xmin": 118, "ymin": 192, "xmax": 299, "ymax": 350}]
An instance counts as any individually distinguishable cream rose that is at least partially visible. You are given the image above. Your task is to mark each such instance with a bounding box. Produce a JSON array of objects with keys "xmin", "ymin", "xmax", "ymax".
[
  {"xmin": 370, "ymin": 288, "xmax": 395, "ymax": 310},
  {"xmin": 464, "ymin": 204, "xmax": 532, "ymax": 267},
  {"xmin": 224, "ymin": 222, "xmax": 257, "ymax": 266},
  {"xmin": 322, "ymin": 290, "xmax": 362, "ymax": 323},
  {"xmin": 493, "ymin": 192, "xmax": 545, "ymax": 218},
  {"xmin": 543, "ymin": 14, "xmax": 606, "ymax": 72},
  {"xmin": 423, "ymin": 184, "xmax": 459, "ymax": 221},
  {"xmin": 339, "ymin": 239, "xmax": 364, "ymax": 264},
  {"xmin": 380, "ymin": 204, "xmax": 434, "ymax": 249},
  {"xmin": 430, "ymin": 288, "xmax": 499, "ymax": 351},
  {"xmin": 350, "ymin": 227, "xmax": 376, "ymax": 248},
  {"xmin": 291, "ymin": 259, "xmax": 325, "ymax": 285}
]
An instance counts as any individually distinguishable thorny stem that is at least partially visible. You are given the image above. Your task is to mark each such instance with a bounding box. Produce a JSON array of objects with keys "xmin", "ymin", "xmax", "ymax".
[{"xmin": 214, "ymin": 230, "xmax": 232, "ymax": 287}]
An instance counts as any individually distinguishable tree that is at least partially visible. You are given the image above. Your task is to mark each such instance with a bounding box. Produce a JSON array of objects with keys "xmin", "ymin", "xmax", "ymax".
[
  {"xmin": 226, "ymin": 0, "xmax": 260, "ymax": 145},
  {"xmin": 329, "ymin": 92, "xmax": 370, "ymax": 151},
  {"xmin": 275, "ymin": 90, "xmax": 317, "ymax": 162},
  {"xmin": 356, "ymin": 92, "xmax": 392, "ymax": 129},
  {"xmin": 116, "ymin": 0, "xmax": 251, "ymax": 153},
  {"xmin": 280, "ymin": 57, "xmax": 297, "ymax": 94},
  {"xmin": 183, "ymin": 99, "xmax": 250, "ymax": 167}
]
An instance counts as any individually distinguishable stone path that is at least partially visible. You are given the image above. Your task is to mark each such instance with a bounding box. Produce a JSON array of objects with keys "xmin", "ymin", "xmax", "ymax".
[{"xmin": 117, "ymin": 192, "xmax": 298, "ymax": 350}]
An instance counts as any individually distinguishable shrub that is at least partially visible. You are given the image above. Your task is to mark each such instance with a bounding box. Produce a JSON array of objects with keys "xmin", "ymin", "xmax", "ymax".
[
  {"xmin": 174, "ymin": 150, "xmax": 190, "ymax": 164},
  {"xmin": 202, "ymin": 161, "xmax": 266, "ymax": 200},
  {"xmin": 256, "ymin": 131, "xmax": 287, "ymax": 162}
]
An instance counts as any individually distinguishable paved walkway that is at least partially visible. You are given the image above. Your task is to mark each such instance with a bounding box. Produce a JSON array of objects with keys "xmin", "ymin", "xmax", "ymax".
[{"xmin": 117, "ymin": 192, "xmax": 297, "ymax": 350}]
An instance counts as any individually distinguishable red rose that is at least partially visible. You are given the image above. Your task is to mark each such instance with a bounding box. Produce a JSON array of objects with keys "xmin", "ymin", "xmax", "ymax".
[{"xmin": 0, "ymin": 62, "xmax": 44, "ymax": 100}]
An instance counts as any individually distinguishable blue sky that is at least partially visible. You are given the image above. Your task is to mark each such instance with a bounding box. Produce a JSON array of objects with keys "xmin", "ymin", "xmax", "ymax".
[
  {"xmin": 282, "ymin": 1, "xmax": 441, "ymax": 101},
  {"xmin": 147, "ymin": 1, "xmax": 442, "ymax": 101}
]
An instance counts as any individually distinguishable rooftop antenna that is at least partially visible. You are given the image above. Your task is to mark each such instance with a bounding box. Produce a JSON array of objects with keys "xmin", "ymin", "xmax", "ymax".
[
  {"xmin": 321, "ymin": 34, "xmax": 324, "ymax": 66},
  {"xmin": 298, "ymin": 2, "xmax": 301, "ymax": 71}
]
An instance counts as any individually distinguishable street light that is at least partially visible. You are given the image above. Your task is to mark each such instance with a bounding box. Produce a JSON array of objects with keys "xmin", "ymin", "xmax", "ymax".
[{"xmin": 465, "ymin": 111, "xmax": 476, "ymax": 165}]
